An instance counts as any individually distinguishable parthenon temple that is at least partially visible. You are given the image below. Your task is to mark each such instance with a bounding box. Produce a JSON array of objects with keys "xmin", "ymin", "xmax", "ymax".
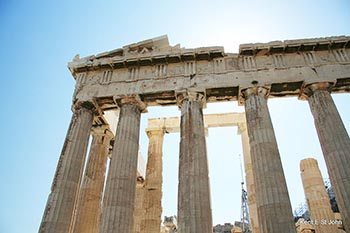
[{"xmin": 39, "ymin": 35, "xmax": 350, "ymax": 233}]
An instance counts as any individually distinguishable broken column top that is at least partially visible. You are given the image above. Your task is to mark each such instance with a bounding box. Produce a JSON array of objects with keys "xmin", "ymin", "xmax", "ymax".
[{"xmin": 300, "ymin": 158, "xmax": 319, "ymax": 172}]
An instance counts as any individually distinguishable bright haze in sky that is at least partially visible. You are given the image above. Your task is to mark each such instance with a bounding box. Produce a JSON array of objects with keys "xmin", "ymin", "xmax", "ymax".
[{"xmin": 0, "ymin": 0, "xmax": 349, "ymax": 232}]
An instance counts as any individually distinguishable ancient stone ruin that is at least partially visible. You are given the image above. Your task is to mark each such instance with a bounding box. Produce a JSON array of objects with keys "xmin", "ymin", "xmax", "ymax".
[{"xmin": 39, "ymin": 35, "xmax": 350, "ymax": 233}]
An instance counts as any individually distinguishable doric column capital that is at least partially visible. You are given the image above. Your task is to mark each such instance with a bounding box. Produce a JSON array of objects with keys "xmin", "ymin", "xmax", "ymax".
[
  {"xmin": 175, "ymin": 89, "xmax": 206, "ymax": 108},
  {"xmin": 239, "ymin": 86, "xmax": 270, "ymax": 105},
  {"xmin": 241, "ymin": 86, "xmax": 270, "ymax": 99},
  {"xmin": 146, "ymin": 128, "xmax": 166, "ymax": 138},
  {"xmin": 73, "ymin": 101, "xmax": 99, "ymax": 114},
  {"xmin": 300, "ymin": 82, "xmax": 334, "ymax": 100},
  {"xmin": 91, "ymin": 125, "xmax": 114, "ymax": 145},
  {"xmin": 113, "ymin": 94, "xmax": 147, "ymax": 113}
]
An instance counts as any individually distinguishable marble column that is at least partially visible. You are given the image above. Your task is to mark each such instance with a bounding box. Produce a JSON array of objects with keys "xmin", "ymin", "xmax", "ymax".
[
  {"xmin": 242, "ymin": 87, "xmax": 295, "ymax": 233},
  {"xmin": 300, "ymin": 158, "xmax": 338, "ymax": 233},
  {"xmin": 140, "ymin": 129, "xmax": 165, "ymax": 232},
  {"xmin": 39, "ymin": 102, "xmax": 95, "ymax": 233},
  {"xmin": 133, "ymin": 177, "xmax": 145, "ymax": 233},
  {"xmin": 100, "ymin": 96, "xmax": 146, "ymax": 233},
  {"xmin": 71, "ymin": 125, "xmax": 113, "ymax": 233},
  {"xmin": 176, "ymin": 91, "xmax": 212, "ymax": 233},
  {"xmin": 304, "ymin": 82, "xmax": 350, "ymax": 231},
  {"xmin": 237, "ymin": 123, "xmax": 260, "ymax": 233}
]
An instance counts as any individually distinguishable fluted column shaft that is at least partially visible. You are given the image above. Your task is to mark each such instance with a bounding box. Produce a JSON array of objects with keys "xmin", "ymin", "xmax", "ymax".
[
  {"xmin": 177, "ymin": 91, "xmax": 212, "ymax": 233},
  {"xmin": 71, "ymin": 126, "xmax": 113, "ymax": 233},
  {"xmin": 243, "ymin": 87, "xmax": 295, "ymax": 233},
  {"xmin": 133, "ymin": 178, "xmax": 145, "ymax": 233},
  {"xmin": 300, "ymin": 158, "xmax": 338, "ymax": 233},
  {"xmin": 39, "ymin": 103, "xmax": 94, "ymax": 233},
  {"xmin": 100, "ymin": 96, "xmax": 145, "ymax": 233},
  {"xmin": 305, "ymin": 83, "xmax": 350, "ymax": 231},
  {"xmin": 238, "ymin": 124, "xmax": 260, "ymax": 233},
  {"xmin": 140, "ymin": 129, "xmax": 165, "ymax": 232}
]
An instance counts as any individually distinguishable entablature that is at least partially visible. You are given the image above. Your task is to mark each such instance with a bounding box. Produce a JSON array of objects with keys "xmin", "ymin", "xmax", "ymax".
[
  {"xmin": 68, "ymin": 35, "xmax": 225, "ymax": 74},
  {"xmin": 147, "ymin": 112, "xmax": 246, "ymax": 134},
  {"xmin": 239, "ymin": 35, "xmax": 350, "ymax": 55},
  {"xmin": 69, "ymin": 35, "xmax": 350, "ymax": 110}
]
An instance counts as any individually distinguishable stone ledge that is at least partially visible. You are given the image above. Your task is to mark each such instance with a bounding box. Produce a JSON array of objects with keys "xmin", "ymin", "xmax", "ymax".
[{"xmin": 239, "ymin": 35, "xmax": 350, "ymax": 55}]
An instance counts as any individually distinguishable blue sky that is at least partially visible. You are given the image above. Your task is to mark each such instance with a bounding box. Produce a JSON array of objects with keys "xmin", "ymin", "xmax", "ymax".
[{"xmin": 0, "ymin": 0, "xmax": 349, "ymax": 232}]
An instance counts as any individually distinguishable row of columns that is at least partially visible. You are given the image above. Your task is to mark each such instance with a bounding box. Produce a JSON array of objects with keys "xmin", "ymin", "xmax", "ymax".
[{"xmin": 40, "ymin": 82, "xmax": 350, "ymax": 233}]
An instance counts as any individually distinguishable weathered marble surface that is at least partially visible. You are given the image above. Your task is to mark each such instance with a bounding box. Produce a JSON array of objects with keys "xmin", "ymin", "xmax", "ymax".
[{"xmin": 68, "ymin": 35, "xmax": 350, "ymax": 108}]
